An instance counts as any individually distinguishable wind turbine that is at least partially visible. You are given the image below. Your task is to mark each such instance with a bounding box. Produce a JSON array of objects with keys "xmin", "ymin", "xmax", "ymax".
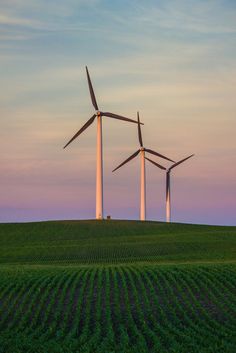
[
  {"xmin": 145, "ymin": 154, "xmax": 194, "ymax": 222},
  {"xmin": 112, "ymin": 112, "xmax": 175, "ymax": 221},
  {"xmin": 63, "ymin": 67, "xmax": 141, "ymax": 220}
]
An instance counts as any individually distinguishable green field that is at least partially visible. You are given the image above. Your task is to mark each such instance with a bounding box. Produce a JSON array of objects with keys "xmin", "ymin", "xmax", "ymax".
[{"xmin": 0, "ymin": 220, "xmax": 235, "ymax": 353}]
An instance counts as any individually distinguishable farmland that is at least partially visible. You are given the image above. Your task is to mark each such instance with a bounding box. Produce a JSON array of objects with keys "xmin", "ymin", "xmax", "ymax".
[
  {"xmin": 1, "ymin": 220, "xmax": 235, "ymax": 265},
  {"xmin": 0, "ymin": 220, "xmax": 236, "ymax": 353}
]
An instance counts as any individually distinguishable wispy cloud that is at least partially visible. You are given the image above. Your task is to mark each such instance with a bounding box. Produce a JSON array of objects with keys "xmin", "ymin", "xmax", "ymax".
[
  {"xmin": 0, "ymin": 33, "xmax": 33, "ymax": 41},
  {"xmin": 0, "ymin": 13, "xmax": 42, "ymax": 27},
  {"xmin": 133, "ymin": 0, "xmax": 236, "ymax": 34}
]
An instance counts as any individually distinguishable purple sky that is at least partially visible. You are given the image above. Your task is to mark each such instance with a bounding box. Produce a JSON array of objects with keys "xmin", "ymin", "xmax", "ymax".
[{"xmin": 1, "ymin": 0, "xmax": 236, "ymax": 225}]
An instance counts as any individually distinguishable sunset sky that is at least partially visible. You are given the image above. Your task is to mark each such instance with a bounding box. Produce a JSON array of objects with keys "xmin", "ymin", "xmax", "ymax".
[{"xmin": 1, "ymin": 0, "xmax": 236, "ymax": 225}]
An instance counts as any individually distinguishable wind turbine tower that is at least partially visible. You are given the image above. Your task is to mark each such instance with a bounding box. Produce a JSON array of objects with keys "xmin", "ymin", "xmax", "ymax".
[
  {"xmin": 64, "ymin": 67, "xmax": 140, "ymax": 220},
  {"xmin": 113, "ymin": 112, "xmax": 174, "ymax": 221},
  {"xmin": 145, "ymin": 154, "xmax": 194, "ymax": 222}
]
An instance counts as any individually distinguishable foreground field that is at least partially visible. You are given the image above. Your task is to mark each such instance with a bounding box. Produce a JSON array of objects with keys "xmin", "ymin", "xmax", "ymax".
[
  {"xmin": 0, "ymin": 264, "xmax": 235, "ymax": 353},
  {"xmin": 0, "ymin": 220, "xmax": 235, "ymax": 353}
]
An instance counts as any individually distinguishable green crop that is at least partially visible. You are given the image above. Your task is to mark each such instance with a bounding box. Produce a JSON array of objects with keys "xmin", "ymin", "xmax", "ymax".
[
  {"xmin": 0, "ymin": 265, "xmax": 235, "ymax": 353},
  {"xmin": 0, "ymin": 220, "xmax": 235, "ymax": 352},
  {"xmin": 0, "ymin": 220, "xmax": 235, "ymax": 265}
]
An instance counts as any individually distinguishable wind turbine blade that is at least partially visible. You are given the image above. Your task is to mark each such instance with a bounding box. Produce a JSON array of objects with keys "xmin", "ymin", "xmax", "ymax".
[
  {"xmin": 63, "ymin": 114, "xmax": 96, "ymax": 149},
  {"xmin": 86, "ymin": 66, "xmax": 99, "ymax": 110},
  {"xmin": 137, "ymin": 111, "xmax": 143, "ymax": 147},
  {"xmin": 145, "ymin": 148, "xmax": 175, "ymax": 163},
  {"xmin": 145, "ymin": 157, "xmax": 166, "ymax": 170},
  {"xmin": 169, "ymin": 154, "xmax": 194, "ymax": 170},
  {"xmin": 112, "ymin": 150, "xmax": 140, "ymax": 172},
  {"xmin": 102, "ymin": 112, "xmax": 143, "ymax": 125}
]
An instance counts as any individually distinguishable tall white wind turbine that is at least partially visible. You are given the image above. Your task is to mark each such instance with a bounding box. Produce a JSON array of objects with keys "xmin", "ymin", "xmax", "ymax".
[
  {"xmin": 113, "ymin": 112, "xmax": 174, "ymax": 221},
  {"xmin": 145, "ymin": 154, "xmax": 194, "ymax": 222},
  {"xmin": 63, "ymin": 67, "xmax": 140, "ymax": 220}
]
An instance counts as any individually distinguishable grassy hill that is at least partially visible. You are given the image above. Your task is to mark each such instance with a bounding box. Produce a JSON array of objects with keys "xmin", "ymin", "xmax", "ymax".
[
  {"xmin": 0, "ymin": 220, "xmax": 236, "ymax": 265},
  {"xmin": 0, "ymin": 220, "xmax": 235, "ymax": 353}
]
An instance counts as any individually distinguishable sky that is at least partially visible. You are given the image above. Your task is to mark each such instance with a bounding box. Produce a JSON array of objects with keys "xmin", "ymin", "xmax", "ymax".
[{"xmin": 0, "ymin": 0, "xmax": 236, "ymax": 225}]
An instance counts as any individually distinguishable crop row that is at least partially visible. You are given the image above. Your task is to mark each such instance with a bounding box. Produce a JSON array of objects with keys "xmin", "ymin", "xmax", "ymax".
[{"xmin": 0, "ymin": 265, "xmax": 235, "ymax": 353}]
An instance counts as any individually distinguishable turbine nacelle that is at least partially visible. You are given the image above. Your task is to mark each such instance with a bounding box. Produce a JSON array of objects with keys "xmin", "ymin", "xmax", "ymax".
[
  {"xmin": 112, "ymin": 113, "xmax": 174, "ymax": 173},
  {"xmin": 63, "ymin": 67, "xmax": 142, "ymax": 150},
  {"xmin": 145, "ymin": 154, "xmax": 194, "ymax": 173}
]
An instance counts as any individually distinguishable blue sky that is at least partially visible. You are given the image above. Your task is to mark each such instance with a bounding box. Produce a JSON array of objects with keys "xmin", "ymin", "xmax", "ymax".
[{"xmin": 0, "ymin": 0, "xmax": 236, "ymax": 224}]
